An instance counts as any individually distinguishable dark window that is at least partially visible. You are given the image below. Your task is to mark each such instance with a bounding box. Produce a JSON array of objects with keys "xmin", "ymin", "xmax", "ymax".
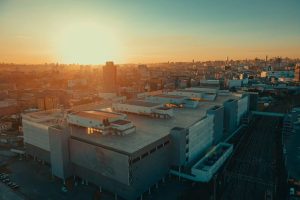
[
  {"xmin": 164, "ymin": 141, "xmax": 170, "ymax": 146},
  {"xmin": 157, "ymin": 144, "xmax": 163, "ymax": 149},
  {"xmin": 141, "ymin": 152, "xmax": 149, "ymax": 159},
  {"xmin": 150, "ymin": 148, "xmax": 156, "ymax": 154},
  {"xmin": 132, "ymin": 157, "xmax": 140, "ymax": 164}
]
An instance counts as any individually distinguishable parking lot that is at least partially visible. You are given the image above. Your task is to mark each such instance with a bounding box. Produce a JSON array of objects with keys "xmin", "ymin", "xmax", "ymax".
[
  {"xmin": 1, "ymin": 149, "xmax": 205, "ymax": 200},
  {"xmin": 0, "ymin": 150, "xmax": 117, "ymax": 200}
]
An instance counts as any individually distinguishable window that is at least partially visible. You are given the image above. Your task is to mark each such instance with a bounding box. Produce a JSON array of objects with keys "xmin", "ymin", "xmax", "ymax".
[
  {"xmin": 141, "ymin": 152, "xmax": 149, "ymax": 159},
  {"xmin": 164, "ymin": 141, "xmax": 170, "ymax": 146},
  {"xmin": 150, "ymin": 148, "xmax": 156, "ymax": 154},
  {"xmin": 186, "ymin": 148, "xmax": 189, "ymax": 153},
  {"xmin": 157, "ymin": 144, "xmax": 163, "ymax": 149},
  {"xmin": 132, "ymin": 157, "xmax": 140, "ymax": 164}
]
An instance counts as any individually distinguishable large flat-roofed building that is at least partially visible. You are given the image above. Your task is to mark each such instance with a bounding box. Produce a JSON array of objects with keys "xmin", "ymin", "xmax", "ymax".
[
  {"xmin": 68, "ymin": 110, "xmax": 171, "ymax": 199},
  {"xmin": 21, "ymin": 88, "xmax": 251, "ymax": 200},
  {"xmin": 22, "ymin": 109, "xmax": 65, "ymax": 163},
  {"xmin": 145, "ymin": 94, "xmax": 186, "ymax": 104},
  {"xmin": 167, "ymin": 87, "xmax": 218, "ymax": 101},
  {"xmin": 167, "ymin": 88, "xmax": 217, "ymax": 101},
  {"xmin": 199, "ymin": 79, "xmax": 220, "ymax": 89},
  {"xmin": 188, "ymin": 87, "xmax": 218, "ymax": 101},
  {"xmin": 145, "ymin": 94, "xmax": 199, "ymax": 108},
  {"xmin": 112, "ymin": 100, "xmax": 174, "ymax": 118},
  {"xmin": 167, "ymin": 89, "xmax": 203, "ymax": 99}
]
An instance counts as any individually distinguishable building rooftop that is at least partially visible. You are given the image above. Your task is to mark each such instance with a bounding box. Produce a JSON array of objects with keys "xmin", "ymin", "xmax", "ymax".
[
  {"xmin": 22, "ymin": 109, "xmax": 64, "ymax": 126},
  {"xmin": 70, "ymin": 94, "xmax": 239, "ymax": 155},
  {"xmin": 24, "ymin": 92, "xmax": 242, "ymax": 155},
  {"xmin": 75, "ymin": 110, "xmax": 122, "ymax": 121},
  {"xmin": 125, "ymin": 100, "xmax": 161, "ymax": 107},
  {"xmin": 154, "ymin": 94, "xmax": 186, "ymax": 99},
  {"xmin": 177, "ymin": 89, "xmax": 203, "ymax": 93}
]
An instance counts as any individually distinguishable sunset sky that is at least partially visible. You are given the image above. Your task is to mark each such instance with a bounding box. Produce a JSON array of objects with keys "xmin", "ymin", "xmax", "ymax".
[{"xmin": 1, "ymin": 0, "xmax": 300, "ymax": 64}]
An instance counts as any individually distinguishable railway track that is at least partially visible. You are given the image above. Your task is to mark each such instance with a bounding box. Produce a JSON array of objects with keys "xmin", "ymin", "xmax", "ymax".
[{"xmin": 220, "ymin": 110, "xmax": 282, "ymax": 200}]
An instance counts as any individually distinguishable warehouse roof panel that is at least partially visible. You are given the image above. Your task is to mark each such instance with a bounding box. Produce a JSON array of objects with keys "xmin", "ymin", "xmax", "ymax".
[{"xmin": 125, "ymin": 100, "xmax": 161, "ymax": 107}]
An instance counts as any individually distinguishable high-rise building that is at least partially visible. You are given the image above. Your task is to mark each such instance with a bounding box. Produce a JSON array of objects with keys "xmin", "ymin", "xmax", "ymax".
[
  {"xmin": 37, "ymin": 96, "xmax": 59, "ymax": 111},
  {"xmin": 102, "ymin": 61, "xmax": 117, "ymax": 92}
]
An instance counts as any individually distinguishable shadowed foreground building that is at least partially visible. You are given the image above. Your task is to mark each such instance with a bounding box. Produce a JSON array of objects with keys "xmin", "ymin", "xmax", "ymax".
[{"xmin": 22, "ymin": 89, "xmax": 252, "ymax": 199}]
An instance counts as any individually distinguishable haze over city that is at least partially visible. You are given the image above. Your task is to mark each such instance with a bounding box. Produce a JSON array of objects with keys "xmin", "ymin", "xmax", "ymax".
[
  {"xmin": 1, "ymin": 0, "xmax": 300, "ymax": 64},
  {"xmin": 1, "ymin": 1, "xmax": 300, "ymax": 200}
]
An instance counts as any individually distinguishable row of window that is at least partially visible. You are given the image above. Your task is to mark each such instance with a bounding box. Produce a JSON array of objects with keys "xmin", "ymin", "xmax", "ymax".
[
  {"xmin": 130, "ymin": 140, "xmax": 170, "ymax": 165},
  {"xmin": 186, "ymin": 135, "xmax": 190, "ymax": 162},
  {"xmin": 87, "ymin": 127, "xmax": 103, "ymax": 134}
]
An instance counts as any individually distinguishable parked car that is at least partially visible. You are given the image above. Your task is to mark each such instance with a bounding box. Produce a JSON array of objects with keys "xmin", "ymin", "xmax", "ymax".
[{"xmin": 2, "ymin": 178, "xmax": 10, "ymax": 183}]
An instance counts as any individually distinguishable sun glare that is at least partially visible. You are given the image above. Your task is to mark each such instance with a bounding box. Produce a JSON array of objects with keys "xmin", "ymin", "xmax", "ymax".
[{"xmin": 55, "ymin": 21, "xmax": 121, "ymax": 64}]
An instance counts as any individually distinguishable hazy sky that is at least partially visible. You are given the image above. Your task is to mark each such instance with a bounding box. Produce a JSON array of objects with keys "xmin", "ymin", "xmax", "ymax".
[{"xmin": 1, "ymin": 0, "xmax": 300, "ymax": 64}]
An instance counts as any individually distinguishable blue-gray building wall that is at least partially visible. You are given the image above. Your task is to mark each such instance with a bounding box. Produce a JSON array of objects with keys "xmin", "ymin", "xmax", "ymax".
[
  {"xmin": 223, "ymin": 99, "xmax": 238, "ymax": 137},
  {"xmin": 248, "ymin": 92, "xmax": 258, "ymax": 111},
  {"xmin": 48, "ymin": 125, "xmax": 72, "ymax": 180},
  {"xmin": 69, "ymin": 135, "xmax": 171, "ymax": 200},
  {"xmin": 207, "ymin": 106, "xmax": 224, "ymax": 144},
  {"xmin": 130, "ymin": 141, "xmax": 171, "ymax": 198},
  {"xmin": 24, "ymin": 143, "xmax": 50, "ymax": 163},
  {"xmin": 70, "ymin": 138, "xmax": 130, "ymax": 185},
  {"xmin": 170, "ymin": 127, "xmax": 188, "ymax": 166}
]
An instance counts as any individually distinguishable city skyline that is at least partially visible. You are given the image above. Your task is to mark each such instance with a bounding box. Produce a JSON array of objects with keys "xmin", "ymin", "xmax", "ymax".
[{"xmin": 1, "ymin": 0, "xmax": 300, "ymax": 64}]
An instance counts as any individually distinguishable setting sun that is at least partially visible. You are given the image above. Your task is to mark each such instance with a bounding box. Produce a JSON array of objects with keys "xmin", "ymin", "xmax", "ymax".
[{"xmin": 54, "ymin": 21, "xmax": 121, "ymax": 64}]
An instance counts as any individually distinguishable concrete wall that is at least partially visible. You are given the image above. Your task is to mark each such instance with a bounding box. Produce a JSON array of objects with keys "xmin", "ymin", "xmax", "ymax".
[
  {"xmin": 72, "ymin": 137, "xmax": 171, "ymax": 200},
  {"xmin": 145, "ymin": 96, "xmax": 184, "ymax": 105},
  {"xmin": 73, "ymin": 164, "xmax": 132, "ymax": 199},
  {"xmin": 168, "ymin": 91, "xmax": 202, "ymax": 98},
  {"xmin": 248, "ymin": 92, "xmax": 258, "ymax": 111},
  {"xmin": 23, "ymin": 119, "xmax": 50, "ymax": 151},
  {"xmin": 237, "ymin": 95, "xmax": 249, "ymax": 125},
  {"xmin": 170, "ymin": 127, "xmax": 188, "ymax": 166},
  {"xmin": 130, "ymin": 140, "xmax": 171, "ymax": 199},
  {"xmin": 228, "ymin": 80, "xmax": 242, "ymax": 88},
  {"xmin": 183, "ymin": 99, "xmax": 199, "ymax": 108},
  {"xmin": 207, "ymin": 106, "xmax": 224, "ymax": 144},
  {"xmin": 170, "ymin": 116, "xmax": 214, "ymax": 167},
  {"xmin": 188, "ymin": 115, "xmax": 214, "ymax": 164},
  {"xmin": 223, "ymin": 99, "xmax": 238, "ymax": 137},
  {"xmin": 112, "ymin": 103, "xmax": 158, "ymax": 115},
  {"xmin": 49, "ymin": 125, "xmax": 72, "ymax": 180},
  {"xmin": 70, "ymin": 138, "xmax": 130, "ymax": 185},
  {"xmin": 25, "ymin": 143, "xmax": 50, "ymax": 163}
]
